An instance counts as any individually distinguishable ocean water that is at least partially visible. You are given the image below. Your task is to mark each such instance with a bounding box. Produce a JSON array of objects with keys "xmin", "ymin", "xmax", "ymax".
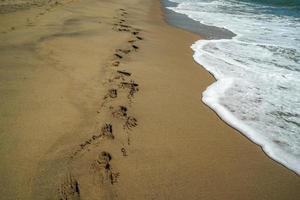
[{"xmin": 166, "ymin": 0, "xmax": 300, "ymax": 174}]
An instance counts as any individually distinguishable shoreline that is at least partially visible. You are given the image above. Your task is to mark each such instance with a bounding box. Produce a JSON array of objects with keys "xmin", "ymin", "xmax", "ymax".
[
  {"xmin": 163, "ymin": 0, "xmax": 300, "ymax": 175},
  {"xmin": 0, "ymin": 0, "xmax": 299, "ymax": 199},
  {"xmin": 161, "ymin": 0, "xmax": 235, "ymax": 39}
]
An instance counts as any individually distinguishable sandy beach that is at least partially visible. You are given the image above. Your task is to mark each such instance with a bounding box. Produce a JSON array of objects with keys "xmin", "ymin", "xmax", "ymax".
[{"xmin": 0, "ymin": 0, "xmax": 299, "ymax": 199}]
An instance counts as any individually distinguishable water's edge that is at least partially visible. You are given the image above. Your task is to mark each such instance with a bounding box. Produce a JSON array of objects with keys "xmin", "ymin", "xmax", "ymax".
[
  {"xmin": 160, "ymin": 0, "xmax": 300, "ymax": 175},
  {"xmin": 160, "ymin": 0, "xmax": 235, "ymax": 40}
]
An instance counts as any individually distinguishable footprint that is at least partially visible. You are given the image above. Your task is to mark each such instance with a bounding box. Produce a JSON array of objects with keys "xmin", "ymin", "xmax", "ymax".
[
  {"xmin": 106, "ymin": 89, "xmax": 117, "ymax": 99},
  {"xmin": 97, "ymin": 151, "xmax": 112, "ymax": 165},
  {"xmin": 120, "ymin": 81, "xmax": 139, "ymax": 98},
  {"xmin": 120, "ymin": 12, "xmax": 127, "ymax": 17},
  {"xmin": 114, "ymin": 53, "xmax": 123, "ymax": 59},
  {"xmin": 136, "ymin": 36, "xmax": 143, "ymax": 40},
  {"xmin": 94, "ymin": 152, "xmax": 120, "ymax": 184},
  {"xmin": 116, "ymin": 49, "xmax": 131, "ymax": 54},
  {"xmin": 120, "ymin": 81, "xmax": 138, "ymax": 88},
  {"xmin": 101, "ymin": 123, "xmax": 114, "ymax": 139},
  {"xmin": 132, "ymin": 45, "xmax": 139, "ymax": 50},
  {"xmin": 118, "ymin": 28, "xmax": 130, "ymax": 32},
  {"xmin": 124, "ymin": 116, "xmax": 138, "ymax": 130},
  {"xmin": 95, "ymin": 152, "xmax": 112, "ymax": 178},
  {"xmin": 117, "ymin": 70, "xmax": 131, "ymax": 76},
  {"xmin": 112, "ymin": 106, "xmax": 128, "ymax": 118},
  {"xmin": 120, "ymin": 24, "xmax": 131, "ymax": 28},
  {"xmin": 108, "ymin": 74, "xmax": 122, "ymax": 83},
  {"xmin": 112, "ymin": 61, "xmax": 120, "ymax": 67},
  {"xmin": 59, "ymin": 174, "xmax": 80, "ymax": 200}
]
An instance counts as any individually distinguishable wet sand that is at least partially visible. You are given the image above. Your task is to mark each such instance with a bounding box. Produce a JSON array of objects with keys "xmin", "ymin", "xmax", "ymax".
[{"xmin": 0, "ymin": 0, "xmax": 299, "ymax": 199}]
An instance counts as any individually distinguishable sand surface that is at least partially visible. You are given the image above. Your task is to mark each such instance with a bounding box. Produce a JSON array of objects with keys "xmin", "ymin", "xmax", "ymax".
[{"xmin": 0, "ymin": 0, "xmax": 299, "ymax": 199}]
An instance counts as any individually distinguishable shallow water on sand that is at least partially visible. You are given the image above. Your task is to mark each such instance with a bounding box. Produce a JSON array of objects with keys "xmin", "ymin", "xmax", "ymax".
[{"xmin": 166, "ymin": 0, "xmax": 300, "ymax": 174}]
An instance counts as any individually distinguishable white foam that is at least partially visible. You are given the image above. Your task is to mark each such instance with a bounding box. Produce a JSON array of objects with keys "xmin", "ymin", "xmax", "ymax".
[
  {"xmin": 201, "ymin": 69, "xmax": 300, "ymax": 175},
  {"xmin": 167, "ymin": 0, "xmax": 300, "ymax": 175}
]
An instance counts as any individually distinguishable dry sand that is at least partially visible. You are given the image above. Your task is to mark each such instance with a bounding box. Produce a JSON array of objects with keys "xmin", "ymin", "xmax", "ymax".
[{"xmin": 0, "ymin": 0, "xmax": 299, "ymax": 199}]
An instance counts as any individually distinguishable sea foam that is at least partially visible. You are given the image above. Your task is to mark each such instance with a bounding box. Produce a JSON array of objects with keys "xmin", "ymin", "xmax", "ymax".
[{"xmin": 167, "ymin": 0, "xmax": 300, "ymax": 174}]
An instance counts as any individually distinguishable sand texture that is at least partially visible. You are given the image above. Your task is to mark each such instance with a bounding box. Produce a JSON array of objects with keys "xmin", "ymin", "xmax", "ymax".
[{"xmin": 0, "ymin": 0, "xmax": 299, "ymax": 199}]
